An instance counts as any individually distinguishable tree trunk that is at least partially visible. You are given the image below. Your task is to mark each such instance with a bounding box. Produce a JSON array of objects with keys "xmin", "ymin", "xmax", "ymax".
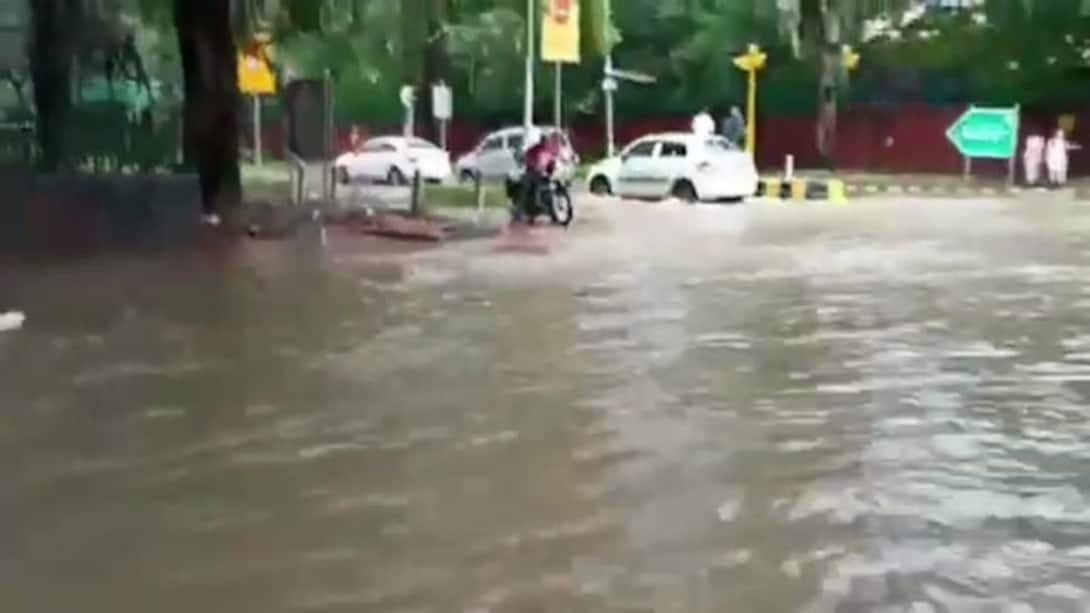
[
  {"xmin": 422, "ymin": 0, "xmax": 451, "ymax": 143},
  {"xmin": 29, "ymin": 0, "xmax": 79, "ymax": 171},
  {"xmin": 401, "ymin": 0, "xmax": 450, "ymax": 143},
  {"xmin": 174, "ymin": 0, "xmax": 241, "ymax": 217},
  {"xmin": 814, "ymin": 2, "xmax": 840, "ymax": 167},
  {"xmin": 401, "ymin": 0, "xmax": 425, "ymax": 136},
  {"xmin": 816, "ymin": 47, "xmax": 838, "ymax": 166}
]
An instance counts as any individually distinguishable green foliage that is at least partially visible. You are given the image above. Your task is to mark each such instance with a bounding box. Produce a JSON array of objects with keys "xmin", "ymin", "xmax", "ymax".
[{"xmin": 83, "ymin": 0, "xmax": 1090, "ymax": 132}]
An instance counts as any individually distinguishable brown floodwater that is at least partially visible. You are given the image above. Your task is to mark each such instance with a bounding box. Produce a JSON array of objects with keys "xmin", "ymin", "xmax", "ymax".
[{"xmin": 3, "ymin": 196, "xmax": 1090, "ymax": 612}]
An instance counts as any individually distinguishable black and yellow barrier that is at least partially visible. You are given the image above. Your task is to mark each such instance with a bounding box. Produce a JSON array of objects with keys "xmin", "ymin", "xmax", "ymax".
[{"xmin": 757, "ymin": 177, "xmax": 846, "ymax": 203}]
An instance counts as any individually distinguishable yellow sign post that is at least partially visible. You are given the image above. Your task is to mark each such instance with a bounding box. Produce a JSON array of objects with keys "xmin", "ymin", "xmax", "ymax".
[
  {"xmin": 542, "ymin": 0, "xmax": 581, "ymax": 63},
  {"xmin": 733, "ymin": 43, "xmax": 767, "ymax": 156},
  {"xmin": 542, "ymin": 0, "xmax": 580, "ymax": 128},
  {"xmin": 842, "ymin": 44, "xmax": 861, "ymax": 73},
  {"xmin": 238, "ymin": 37, "xmax": 276, "ymax": 165},
  {"xmin": 238, "ymin": 45, "xmax": 276, "ymax": 95}
]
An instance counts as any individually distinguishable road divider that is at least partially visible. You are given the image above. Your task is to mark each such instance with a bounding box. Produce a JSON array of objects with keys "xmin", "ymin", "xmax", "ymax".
[{"xmin": 757, "ymin": 178, "xmax": 847, "ymax": 203}]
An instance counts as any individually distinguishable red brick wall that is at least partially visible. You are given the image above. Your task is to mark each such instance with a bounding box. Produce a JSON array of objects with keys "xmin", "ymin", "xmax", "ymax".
[{"xmin": 261, "ymin": 106, "xmax": 1090, "ymax": 177}]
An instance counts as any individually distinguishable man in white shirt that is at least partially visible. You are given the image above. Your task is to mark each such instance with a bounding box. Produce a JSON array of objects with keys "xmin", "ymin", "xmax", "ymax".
[{"xmin": 691, "ymin": 107, "xmax": 715, "ymax": 137}]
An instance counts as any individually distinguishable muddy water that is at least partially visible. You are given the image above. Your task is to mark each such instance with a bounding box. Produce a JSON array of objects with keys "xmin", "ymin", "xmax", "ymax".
[{"xmin": 4, "ymin": 198, "xmax": 1090, "ymax": 612}]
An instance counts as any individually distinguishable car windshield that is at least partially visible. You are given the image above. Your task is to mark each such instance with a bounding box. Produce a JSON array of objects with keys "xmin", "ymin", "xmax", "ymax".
[{"xmin": 705, "ymin": 137, "xmax": 739, "ymax": 151}]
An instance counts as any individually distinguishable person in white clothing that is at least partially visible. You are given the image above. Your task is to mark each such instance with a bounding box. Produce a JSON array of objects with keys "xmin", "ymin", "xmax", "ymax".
[
  {"xmin": 1023, "ymin": 133, "xmax": 1045, "ymax": 186},
  {"xmin": 691, "ymin": 107, "xmax": 715, "ymax": 137},
  {"xmin": 1046, "ymin": 128, "xmax": 1077, "ymax": 187}
]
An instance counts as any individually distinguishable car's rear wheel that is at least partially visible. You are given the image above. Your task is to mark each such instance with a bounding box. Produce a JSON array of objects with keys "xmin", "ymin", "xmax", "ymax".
[
  {"xmin": 672, "ymin": 180, "xmax": 698, "ymax": 203},
  {"xmin": 459, "ymin": 169, "xmax": 477, "ymax": 184},
  {"xmin": 589, "ymin": 176, "xmax": 611, "ymax": 196},
  {"xmin": 336, "ymin": 166, "xmax": 350, "ymax": 185}
]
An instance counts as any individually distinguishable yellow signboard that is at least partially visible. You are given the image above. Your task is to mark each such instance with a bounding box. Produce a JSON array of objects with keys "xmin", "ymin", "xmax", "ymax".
[
  {"xmin": 238, "ymin": 47, "xmax": 276, "ymax": 95},
  {"xmin": 542, "ymin": 0, "xmax": 580, "ymax": 63}
]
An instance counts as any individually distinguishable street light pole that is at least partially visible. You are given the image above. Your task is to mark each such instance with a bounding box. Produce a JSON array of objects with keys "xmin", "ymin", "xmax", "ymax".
[
  {"xmin": 554, "ymin": 62, "xmax": 562, "ymax": 128},
  {"xmin": 523, "ymin": 0, "xmax": 535, "ymax": 131},
  {"xmin": 732, "ymin": 43, "xmax": 767, "ymax": 156},
  {"xmin": 603, "ymin": 0, "xmax": 617, "ymax": 156},
  {"xmin": 604, "ymin": 54, "xmax": 615, "ymax": 157}
]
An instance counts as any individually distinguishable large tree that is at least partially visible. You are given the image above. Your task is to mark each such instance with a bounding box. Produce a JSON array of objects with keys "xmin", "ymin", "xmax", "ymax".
[
  {"xmin": 28, "ymin": 0, "xmax": 79, "ymax": 171},
  {"xmin": 174, "ymin": 0, "xmax": 240, "ymax": 218}
]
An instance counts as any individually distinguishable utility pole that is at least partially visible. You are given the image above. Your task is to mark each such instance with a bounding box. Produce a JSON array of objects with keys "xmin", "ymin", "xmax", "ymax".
[
  {"xmin": 602, "ymin": 0, "xmax": 615, "ymax": 157},
  {"xmin": 732, "ymin": 43, "xmax": 767, "ymax": 156},
  {"xmin": 523, "ymin": 0, "xmax": 535, "ymax": 131},
  {"xmin": 554, "ymin": 62, "xmax": 562, "ymax": 128},
  {"xmin": 603, "ymin": 55, "xmax": 616, "ymax": 157}
]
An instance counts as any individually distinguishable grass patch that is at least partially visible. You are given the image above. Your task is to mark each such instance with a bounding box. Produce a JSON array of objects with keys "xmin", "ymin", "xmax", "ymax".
[
  {"xmin": 422, "ymin": 183, "xmax": 507, "ymax": 209},
  {"xmin": 241, "ymin": 161, "xmax": 292, "ymax": 187}
]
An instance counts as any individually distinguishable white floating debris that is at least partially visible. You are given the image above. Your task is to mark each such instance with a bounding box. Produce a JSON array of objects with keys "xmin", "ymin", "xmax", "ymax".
[{"xmin": 0, "ymin": 311, "xmax": 25, "ymax": 332}]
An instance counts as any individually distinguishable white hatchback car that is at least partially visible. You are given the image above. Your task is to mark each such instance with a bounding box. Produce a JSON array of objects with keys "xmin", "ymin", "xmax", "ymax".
[
  {"xmin": 335, "ymin": 136, "xmax": 452, "ymax": 185},
  {"xmin": 586, "ymin": 133, "xmax": 758, "ymax": 202},
  {"xmin": 455, "ymin": 126, "xmax": 578, "ymax": 182}
]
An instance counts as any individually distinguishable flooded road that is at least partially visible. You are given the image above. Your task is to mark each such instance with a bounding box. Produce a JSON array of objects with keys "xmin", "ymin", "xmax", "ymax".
[{"xmin": 4, "ymin": 196, "xmax": 1090, "ymax": 611}]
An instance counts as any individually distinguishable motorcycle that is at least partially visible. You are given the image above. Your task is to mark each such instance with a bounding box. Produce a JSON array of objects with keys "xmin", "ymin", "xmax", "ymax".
[
  {"xmin": 506, "ymin": 174, "xmax": 574, "ymax": 227},
  {"xmin": 505, "ymin": 153, "xmax": 575, "ymax": 227}
]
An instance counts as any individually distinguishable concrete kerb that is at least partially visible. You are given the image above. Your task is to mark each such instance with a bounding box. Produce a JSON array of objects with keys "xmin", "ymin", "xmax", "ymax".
[
  {"xmin": 756, "ymin": 177, "xmax": 847, "ymax": 203},
  {"xmin": 758, "ymin": 175, "xmax": 1090, "ymax": 201},
  {"xmin": 815, "ymin": 175, "xmax": 1090, "ymax": 200}
]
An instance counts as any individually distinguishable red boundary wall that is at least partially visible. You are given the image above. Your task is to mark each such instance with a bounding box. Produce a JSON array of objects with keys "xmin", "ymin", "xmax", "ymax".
[{"xmin": 260, "ymin": 105, "xmax": 1090, "ymax": 177}]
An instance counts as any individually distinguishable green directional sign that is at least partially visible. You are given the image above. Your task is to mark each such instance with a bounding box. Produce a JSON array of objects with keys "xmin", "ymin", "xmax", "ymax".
[{"xmin": 946, "ymin": 106, "xmax": 1020, "ymax": 160}]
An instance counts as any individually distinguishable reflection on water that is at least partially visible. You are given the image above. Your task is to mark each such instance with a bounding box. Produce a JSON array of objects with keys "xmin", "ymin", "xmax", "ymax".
[{"xmin": 4, "ymin": 200, "xmax": 1090, "ymax": 611}]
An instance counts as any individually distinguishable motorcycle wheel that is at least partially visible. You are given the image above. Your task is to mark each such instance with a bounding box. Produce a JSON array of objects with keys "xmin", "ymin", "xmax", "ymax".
[{"xmin": 548, "ymin": 185, "xmax": 574, "ymax": 227}]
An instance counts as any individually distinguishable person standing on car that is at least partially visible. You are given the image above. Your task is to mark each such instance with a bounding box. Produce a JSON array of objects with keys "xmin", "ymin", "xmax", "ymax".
[
  {"xmin": 721, "ymin": 106, "xmax": 746, "ymax": 149},
  {"xmin": 692, "ymin": 107, "xmax": 715, "ymax": 137}
]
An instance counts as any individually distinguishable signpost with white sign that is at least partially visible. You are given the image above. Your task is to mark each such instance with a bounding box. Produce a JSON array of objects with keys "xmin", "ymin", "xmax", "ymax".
[
  {"xmin": 400, "ymin": 85, "xmax": 416, "ymax": 137},
  {"xmin": 432, "ymin": 82, "xmax": 452, "ymax": 151},
  {"xmin": 238, "ymin": 37, "xmax": 277, "ymax": 166},
  {"xmin": 945, "ymin": 105, "xmax": 1020, "ymax": 185}
]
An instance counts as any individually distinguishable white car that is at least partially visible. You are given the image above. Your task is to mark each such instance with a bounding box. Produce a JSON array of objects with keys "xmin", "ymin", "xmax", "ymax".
[
  {"xmin": 586, "ymin": 133, "xmax": 759, "ymax": 202},
  {"xmin": 335, "ymin": 136, "xmax": 452, "ymax": 185},
  {"xmin": 455, "ymin": 125, "xmax": 578, "ymax": 182}
]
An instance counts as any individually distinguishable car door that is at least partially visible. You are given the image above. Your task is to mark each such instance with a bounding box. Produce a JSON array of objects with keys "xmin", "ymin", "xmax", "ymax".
[
  {"xmin": 502, "ymin": 132, "xmax": 525, "ymax": 178},
  {"xmin": 653, "ymin": 140, "xmax": 690, "ymax": 197},
  {"xmin": 366, "ymin": 142, "xmax": 400, "ymax": 180},
  {"xmin": 475, "ymin": 135, "xmax": 508, "ymax": 180},
  {"xmin": 353, "ymin": 140, "xmax": 385, "ymax": 181},
  {"xmin": 615, "ymin": 140, "xmax": 660, "ymax": 198}
]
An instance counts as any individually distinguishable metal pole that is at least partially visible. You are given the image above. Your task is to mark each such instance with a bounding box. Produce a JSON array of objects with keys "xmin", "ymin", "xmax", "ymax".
[
  {"xmin": 1010, "ymin": 104, "xmax": 1020, "ymax": 188},
  {"xmin": 323, "ymin": 70, "xmax": 333, "ymax": 202},
  {"xmin": 604, "ymin": 55, "xmax": 615, "ymax": 158},
  {"xmin": 523, "ymin": 0, "xmax": 535, "ymax": 131},
  {"xmin": 554, "ymin": 62, "xmax": 562, "ymax": 127},
  {"xmin": 746, "ymin": 67, "xmax": 757, "ymax": 155},
  {"xmin": 410, "ymin": 169, "xmax": 422, "ymax": 217},
  {"xmin": 603, "ymin": 0, "xmax": 615, "ymax": 157},
  {"xmin": 253, "ymin": 95, "xmax": 262, "ymax": 166}
]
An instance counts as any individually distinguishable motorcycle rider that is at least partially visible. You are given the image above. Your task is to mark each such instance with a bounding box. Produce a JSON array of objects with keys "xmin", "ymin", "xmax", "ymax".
[{"xmin": 517, "ymin": 130, "xmax": 561, "ymax": 219}]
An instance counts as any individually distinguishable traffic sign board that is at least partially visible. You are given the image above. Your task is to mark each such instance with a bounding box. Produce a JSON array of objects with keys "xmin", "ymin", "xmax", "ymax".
[
  {"xmin": 946, "ymin": 106, "xmax": 1019, "ymax": 160},
  {"xmin": 432, "ymin": 83, "xmax": 452, "ymax": 120}
]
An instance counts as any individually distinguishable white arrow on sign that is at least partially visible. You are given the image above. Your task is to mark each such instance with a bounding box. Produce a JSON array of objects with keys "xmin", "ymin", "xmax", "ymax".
[{"xmin": 605, "ymin": 68, "xmax": 657, "ymax": 84}]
